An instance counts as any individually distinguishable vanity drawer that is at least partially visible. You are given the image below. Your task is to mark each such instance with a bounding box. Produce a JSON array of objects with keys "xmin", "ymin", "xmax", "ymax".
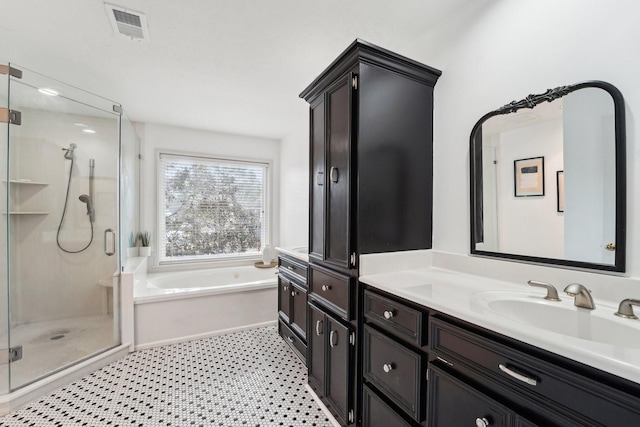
[
  {"xmin": 309, "ymin": 265, "xmax": 352, "ymax": 320},
  {"xmin": 427, "ymin": 363, "xmax": 513, "ymax": 427},
  {"xmin": 278, "ymin": 318, "xmax": 306, "ymax": 364},
  {"xmin": 430, "ymin": 317, "xmax": 640, "ymax": 426},
  {"xmin": 362, "ymin": 384, "xmax": 413, "ymax": 427},
  {"xmin": 363, "ymin": 325, "xmax": 424, "ymax": 422},
  {"xmin": 364, "ymin": 289, "xmax": 425, "ymax": 346},
  {"xmin": 279, "ymin": 256, "xmax": 308, "ymax": 284}
]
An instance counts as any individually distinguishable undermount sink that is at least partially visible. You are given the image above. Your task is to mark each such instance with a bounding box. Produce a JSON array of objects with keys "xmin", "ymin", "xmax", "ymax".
[{"xmin": 472, "ymin": 291, "xmax": 640, "ymax": 347}]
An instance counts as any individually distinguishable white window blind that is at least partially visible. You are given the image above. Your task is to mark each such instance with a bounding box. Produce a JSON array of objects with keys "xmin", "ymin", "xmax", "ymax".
[{"xmin": 159, "ymin": 153, "xmax": 269, "ymax": 263}]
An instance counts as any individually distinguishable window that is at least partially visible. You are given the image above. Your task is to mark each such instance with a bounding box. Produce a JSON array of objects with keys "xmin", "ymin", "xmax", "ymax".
[{"xmin": 158, "ymin": 153, "xmax": 269, "ymax": 264}]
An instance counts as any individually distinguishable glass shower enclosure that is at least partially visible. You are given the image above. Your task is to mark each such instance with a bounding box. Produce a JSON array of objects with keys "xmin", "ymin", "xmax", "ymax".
[{"xmin": 0, "ymin": 64, "xmax": 122, "ymax": 392}]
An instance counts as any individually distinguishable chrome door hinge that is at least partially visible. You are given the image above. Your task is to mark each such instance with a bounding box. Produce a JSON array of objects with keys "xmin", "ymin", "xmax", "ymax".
[
  {"xmin": 348, "ymin": 409, "xmax": 354, "ymax": 424},
  {"xmin": 0, "ymin": 108, "xmax": 21, "ymax": 125},
  {"xmin": 113, "ymin": 105, "xmax": 122, "ymax": 114},
  {"xmin": 349, "ymin": 331, "xmax": 356, "ymax": 346},
  {"xmin": 0, "ymin": 65, "xmax": 22, "ymax": 79},
  {"xmin": 352, "ymin": 75, "xmax": 358, "ymax": 90},
  {"xmin": 0, "ymin": 345, "xmax": 23, "ymax": 364},
  {"xmin": 350, "ymin": 252, "xmax": 357, "ymax": 267}
]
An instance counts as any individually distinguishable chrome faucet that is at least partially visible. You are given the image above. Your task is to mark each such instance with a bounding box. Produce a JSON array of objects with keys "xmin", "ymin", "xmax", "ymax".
[
  {"xmin": 563, "ymin": 283, "xmax": 595, "ymax": 310},
  {"xmin": 614, "ymin": 298, "xmax": 640, "ymax": 319},
  {"xmin": 527, "ymin": 280, "xmax": 561, "ymax": 301}
]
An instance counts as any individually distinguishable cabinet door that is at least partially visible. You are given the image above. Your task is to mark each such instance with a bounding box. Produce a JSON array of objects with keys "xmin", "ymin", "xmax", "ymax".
[
  {"xmin": 326, "ymin": 314, "xmax": 352, "ymax": 424},
  {"xmin": 308, "ymin": 303, "xmax": 326, "ymax": 393},
  {"xmin": 290, "ymin": 283, "xmax": 307, "ymax": 340},
  {"xmin": 325, "ymin": 75, "xmax": 354, "ymax": 268},
  {"xmin": 309, "ymin": 97, "xmax": 325, "ymax": 261},
  {"xmin": 278, "ymin": 276, "xmax": 290, "ymax": 323},
  {"xmin": 427, "ymin": 364, "xmax": 511, "ymax": 427}
]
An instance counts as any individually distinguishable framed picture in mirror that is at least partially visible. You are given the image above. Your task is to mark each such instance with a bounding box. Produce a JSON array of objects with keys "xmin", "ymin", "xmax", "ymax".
[
  {"xmin": 514, "ymin": 156, "xmax": 544, "ymax": 197},
  {"xmin": 557, "ymin": 170, "xmax": 565, "ymax": 212}
]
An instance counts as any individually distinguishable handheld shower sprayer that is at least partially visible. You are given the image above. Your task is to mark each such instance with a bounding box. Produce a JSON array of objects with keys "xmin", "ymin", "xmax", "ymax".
[
  {"xmin": 79, "ymin": 194, "xmax": 95, "ymax": 223},
  {"xmin": 62, "ymin": 143, "xmax": 77, "ymax": 160}
]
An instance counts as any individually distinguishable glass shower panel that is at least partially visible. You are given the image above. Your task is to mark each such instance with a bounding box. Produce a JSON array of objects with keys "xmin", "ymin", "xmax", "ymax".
[
  {"xmin": 0, "ymin": 66, "xmax": 10, "ymax": 394},
  {"xmin": 6, "ymin": 66, "xmax": 121, "ymax": 389}
]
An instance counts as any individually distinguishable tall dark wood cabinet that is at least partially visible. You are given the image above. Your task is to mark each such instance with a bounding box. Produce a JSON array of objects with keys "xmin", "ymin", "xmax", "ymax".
[{"xmin": 300, "ymin": 39, "xmax": 441, "ymax": 426}]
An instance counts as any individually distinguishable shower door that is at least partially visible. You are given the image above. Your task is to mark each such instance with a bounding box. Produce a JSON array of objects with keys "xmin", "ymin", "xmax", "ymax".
[{"xmin": 2, "ymin": 64, "xmax": 121, "ymax": 390}]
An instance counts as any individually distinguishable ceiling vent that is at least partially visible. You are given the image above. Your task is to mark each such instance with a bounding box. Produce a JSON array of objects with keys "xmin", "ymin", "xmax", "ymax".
[{"xmin": 105, "ymin": 3, "xmax": 150, "ymax": 42}]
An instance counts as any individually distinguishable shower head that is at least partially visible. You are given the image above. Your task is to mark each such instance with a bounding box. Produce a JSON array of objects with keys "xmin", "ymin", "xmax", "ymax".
[
  {"xmin": 63, "ymin": 143, "xmax": 77, "ymax": 160},
  {"xmin": 79, "ymin": 194, "xmax": 95, "ymax": 223}
]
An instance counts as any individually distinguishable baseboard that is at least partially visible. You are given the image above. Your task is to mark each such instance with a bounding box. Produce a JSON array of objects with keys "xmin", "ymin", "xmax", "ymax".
[{"xmin": 134, "ymin": 320, "xmax": 278, "ymax": 351}]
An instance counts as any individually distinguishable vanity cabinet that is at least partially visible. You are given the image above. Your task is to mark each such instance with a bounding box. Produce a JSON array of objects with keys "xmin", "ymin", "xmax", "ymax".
[
  {"xmin": 277, "ymin": 254, "xmax": 308, "ymax": 364},
  {"xmin": 428, "ymin": 315, "xmax": 640, "ymax": 426},
  {"xmin": 301, "ymin": 39, "xmax": 441, "ymax": 426},
  {"xmin": 309, "ymin": 301, "xmax": 355, "ymax": 425},
  {"xmin": 362, "ymin": 287, "xmax": 428, "ymax": 426}
]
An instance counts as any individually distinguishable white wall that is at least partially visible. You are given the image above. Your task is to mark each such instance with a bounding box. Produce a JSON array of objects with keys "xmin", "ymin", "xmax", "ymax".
[
  {"xmin": 278, "ymin": 106, "xmax": 309, "ymax": 248},
  {"xmin": 396, "ymin": 0, "xmax": 640, "ymax": 277},
  {"xmin": 139, "ymin": 123, "xmax": 281, "ymax": 271}
]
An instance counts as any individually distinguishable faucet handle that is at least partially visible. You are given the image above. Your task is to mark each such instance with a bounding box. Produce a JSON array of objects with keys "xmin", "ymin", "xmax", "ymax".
[
  {"xmin": 527, "ymin": 280, "xmax": 561, "ymax": 301},
  {"xmin": 614, "ymin": 298, "xmax": 640, "ymax": 319}
]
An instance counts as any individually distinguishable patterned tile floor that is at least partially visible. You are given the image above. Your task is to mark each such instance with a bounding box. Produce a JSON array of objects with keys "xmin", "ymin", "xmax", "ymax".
[{"xmin": 0, "ymin": 327, "xmax": 333, "ymax": 426}]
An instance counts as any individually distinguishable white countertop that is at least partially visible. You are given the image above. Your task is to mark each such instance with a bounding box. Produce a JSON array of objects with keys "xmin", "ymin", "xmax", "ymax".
[
  {"xmin": 360, "ymin": 266, "xmax": 640, "ymax": 385},
  {"xmin": 276, "ymin": 246, "xmax": 309, "ymax": 263}
]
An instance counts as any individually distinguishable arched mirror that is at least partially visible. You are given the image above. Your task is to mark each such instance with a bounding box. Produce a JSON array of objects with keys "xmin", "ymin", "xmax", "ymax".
[{"xmin": 470, "ymin": 81, "xmax": 626, "ymax": 272}]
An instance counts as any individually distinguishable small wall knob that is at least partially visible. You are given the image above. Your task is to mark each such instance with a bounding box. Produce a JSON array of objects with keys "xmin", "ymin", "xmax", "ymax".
[
  {"xmin": 383, "ymin": 310, "xmax": 394, "ymax": 319},
  {"xmin": 605, "ymin": 242, "xmax": 616, "ymax": 251},
  {"xmin": 382, "ymin": 363, "xmax": 394, "ymax": 373},
  {"xmin": 475, "ymin": 417, "xmax": 490, "ymax": 427}
]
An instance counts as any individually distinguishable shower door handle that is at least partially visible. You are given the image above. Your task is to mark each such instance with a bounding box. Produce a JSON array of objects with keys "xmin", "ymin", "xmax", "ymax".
[{"xmin": 104, "ymin": 228, "xmax": 116, "ymax": 256}]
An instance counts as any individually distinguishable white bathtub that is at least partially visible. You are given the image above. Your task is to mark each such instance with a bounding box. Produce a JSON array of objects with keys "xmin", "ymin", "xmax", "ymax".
[{"xmin": 134, "ymin": 265, "xmax": 278, "ymax": 349}]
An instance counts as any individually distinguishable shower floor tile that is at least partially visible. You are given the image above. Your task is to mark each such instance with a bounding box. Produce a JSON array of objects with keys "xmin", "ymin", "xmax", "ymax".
[{"xmin": 0, "ymin": 326, "xmax": 334, "ymax": 427}]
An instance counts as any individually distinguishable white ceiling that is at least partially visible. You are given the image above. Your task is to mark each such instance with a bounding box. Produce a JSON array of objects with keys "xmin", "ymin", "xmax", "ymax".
[{"xmin": 1, "ymin": 0, "xmax": 474, "ymax": 140}]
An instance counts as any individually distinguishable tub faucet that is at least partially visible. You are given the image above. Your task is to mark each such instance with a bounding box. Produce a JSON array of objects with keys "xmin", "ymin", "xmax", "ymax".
[{"xmin": 563, "ymin": 283, "xmax": 595, "ymax": 310}]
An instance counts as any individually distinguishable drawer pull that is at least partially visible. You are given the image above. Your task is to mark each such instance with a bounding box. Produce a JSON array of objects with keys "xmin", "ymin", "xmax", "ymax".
[
  {"xmin": 287, "ymin": 336, "xmax": 295, "ymax": 343},
  {"xmin": 383, "ymin": 310, "xmax": 395, "ymax": 319},
  {"xmin": 287, "ymin": 266, "xmax": 295, "ymax": 271},
  {"xmin": 321, "ymin": 284, "xmax": 331, "ymax": 291},
  {"xmin": 498, "ymin": 363, "xmax": 538, "ymax": 386},
  {"xmin": 329, "ymin": 330, "xmax": 338, "ymax": 347},
  {"xmin": 316, "ymin": 320, "xmax": 323, "ymax": 336},
  {"xmin": 475, "ymin": 417, "xmax": 491, "ymax": 427},
  {"xmin": 382, "ymin": 363, "xmax": 394, "ymax": 373}
]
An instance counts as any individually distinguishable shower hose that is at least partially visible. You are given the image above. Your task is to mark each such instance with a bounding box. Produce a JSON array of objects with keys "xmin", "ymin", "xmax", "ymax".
[{"xmin": 56, "ymin": 155, "xmax": 94, "ymax": 253}]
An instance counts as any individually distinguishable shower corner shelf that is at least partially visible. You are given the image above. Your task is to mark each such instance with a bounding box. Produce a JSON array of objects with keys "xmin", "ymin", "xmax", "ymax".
[
  {"xmin": 3, "ymin": 212, "xmax": 50, "ymax": 215},
  {"xmin": 4, "ymin": 179, "xmax": 49, "ymax": 186}
]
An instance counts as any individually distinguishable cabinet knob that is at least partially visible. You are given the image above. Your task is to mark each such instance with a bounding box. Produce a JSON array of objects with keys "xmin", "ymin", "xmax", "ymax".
[
  {"xmin": 475, "ymin": 417, "xmax": 490, "ymax": 427},
  {"xmin": 382, "ymin": 363, "xmax": 394, "ymax": 373},
  {"xmin": 321, "ymin": 284, "xmax": 331, "ymax": 292},
  {"xmin": 287, "ymin": 336, "xmax": 294, "ymax": 343},
  {"xmin": 287, "ymin": 265, "xmax": 295, "ymax": 271},
  {"xmin": 283, "ymin": 285, "xmax": 288, "ymax": 291},
  {"xmin": 291, "ymin": 290, "xmax": 296, "ymax": 297},
  {"xmin": 383, "ymin": 310, "xmax": 394, "ymax": 320}
]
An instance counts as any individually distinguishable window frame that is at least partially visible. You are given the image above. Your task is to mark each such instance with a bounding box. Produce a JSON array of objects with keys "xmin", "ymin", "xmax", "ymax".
[{"xmin": 156, "ymin": 150, "xmax": 272, "ymax": 267}]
